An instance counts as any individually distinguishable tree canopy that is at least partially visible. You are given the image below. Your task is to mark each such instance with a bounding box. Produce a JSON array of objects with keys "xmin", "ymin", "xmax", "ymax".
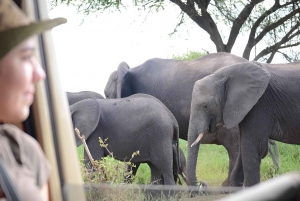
[{"xmin": 50, "ymin": 0, "xmax": 300, "ymax": 63}]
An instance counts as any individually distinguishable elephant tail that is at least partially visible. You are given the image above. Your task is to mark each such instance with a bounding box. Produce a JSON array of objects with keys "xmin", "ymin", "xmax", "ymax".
[
  {"xmin": 172, "ymin": 124, "xmax": 181, "ymax": 184},
  {"xmin": 172, "ymin": 143, "xmax": 180, "ymax": 184},
  {"xmin": 268, "ymin": 139, "xmax": 280, "ymax": 169}
]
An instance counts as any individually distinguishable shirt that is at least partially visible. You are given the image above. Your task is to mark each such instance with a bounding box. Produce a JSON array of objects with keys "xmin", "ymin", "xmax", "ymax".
[{"xmin": 0, "ymin": 124, "xmax": 50, "ymax": 201}]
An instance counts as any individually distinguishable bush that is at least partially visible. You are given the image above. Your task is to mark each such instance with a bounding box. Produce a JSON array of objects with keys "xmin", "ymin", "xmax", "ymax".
[
  {"xmin": 172, "ymin": 51, "xmax": 207, "ymax": 61},
  {"xmin": 80, "ymin": 137, "xmax": 139, "ymax": 184}
]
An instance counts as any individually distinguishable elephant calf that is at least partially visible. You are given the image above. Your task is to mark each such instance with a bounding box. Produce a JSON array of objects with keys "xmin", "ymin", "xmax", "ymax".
[{"xmin": 70, "ymin": 94, "xmax": 182, "ymax": 185}]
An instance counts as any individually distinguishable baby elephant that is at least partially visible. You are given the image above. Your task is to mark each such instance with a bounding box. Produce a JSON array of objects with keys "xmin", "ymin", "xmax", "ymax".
[{"xmin": 70, "ymin": 94, "xmax": 182, "ymax": 185}]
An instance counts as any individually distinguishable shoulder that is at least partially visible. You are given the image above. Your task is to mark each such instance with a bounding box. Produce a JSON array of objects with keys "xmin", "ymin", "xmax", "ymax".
[
  {"xmin": 1, "ymin": 124, "xmax": 42, "ymax": 154},
  {"xmin": 1, "ymin": 124, "xmax": 51, "ymax": 187}
]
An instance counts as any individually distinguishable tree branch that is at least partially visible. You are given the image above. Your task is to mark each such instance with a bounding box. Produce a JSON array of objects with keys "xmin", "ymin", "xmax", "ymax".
[
  {"xmin": 254, "ymin": 41, "xmax": 300, "ymax": 61},
  {"xmin": 255, "ymin": 7, "xmax": 300, "ymax": 45},
  {"xmin": 169, "ymin": 0, "xmax": 207, "ymax": 31},
  {"xmin": 243, "ymin": 1, "xmax": 281, "ymax": 59},
  {"xmin": 279, "ymin": 41, "xmax": 300, "ymax": 49},
  {"xmin": 277, "ymin": 51, "xmax": 299, "ymax": 62},
  {"xmin": 226, "ymin": 0, "xmax": 263, "ymax": 52},
  {"xmin": 170, "ymin": 0, "xmax": 226, "ymax": 51},
  {"xmin": 254, "ymin": 21, "xmax": 300, "ymax": 61},
  {"xmin": 210, "ymin": 1, "xmax": 235, "ymax": 22},
  {"xmin": 75, "ymin": 128, "xmax": 96, "ymax": 169},
  {"xmin": 195, "ymin": 0, "xmax": 226, "ymax": 51},
  {"xmin": 243, "ymin": 0, "xmax": 299, "ymax": 59},
  {"xmin": 169, "ymin": 11, "xmax": 185, "ymax": 37}
]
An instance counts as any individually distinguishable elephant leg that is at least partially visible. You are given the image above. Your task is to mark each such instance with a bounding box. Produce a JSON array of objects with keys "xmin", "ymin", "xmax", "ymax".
[
  {"xmin": 148, "ymin": 141, "xmax": 175, "ymax": 185},
  {"xmin": 148, "ymin": 161, "xmax": 175, "ymax": 185},
  {"xmin": 239, "ymin": 110, "xmax": 271, "ymax": 186},
  {"xmin": 147, "ymin": 163, "xmax": 176, "ymax": 200},
  {"xmin": 148, "ymin": 163, "xmax": 162, "ymax": 185},
  {"xmin": 240, "ymin": 132, "xmax": 269, "ymax": 186},
  {"xmin": 161, "ymin": 170, "xmax": 176, "ymax": 185},
  {"xmin": 229, "ymin": 152, "xmax": 244, "ymax": 187},
  {"xmin": 217, "ymin": 127, "xmax": 240, "ymax": 186},
  {"xmin": 241, "ymin": 139, "xmax": 262, "ymax": 186},
  {"xmin": 132, "ymin": 163, "xmax": 140, "ymax": 176},
  {"xmin": 222, "ymin": 146, "xmax": 239, "ymax": 186},
  {"xmin": 152, "ymin": 157, "xmax": 175, "ymax": 185}
]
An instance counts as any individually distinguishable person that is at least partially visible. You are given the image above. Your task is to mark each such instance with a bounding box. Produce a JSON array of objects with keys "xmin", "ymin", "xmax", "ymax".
[{"xmin": 0, "ymin": 0, "xmax": 66, "ymax": 200}]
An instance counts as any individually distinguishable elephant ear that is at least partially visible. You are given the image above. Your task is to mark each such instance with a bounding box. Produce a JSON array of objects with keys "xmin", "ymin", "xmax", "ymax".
[
  {"xmin": 70, "ymin": 98, "xmax": 101, "ymax": 146},
  {"xmin": 219, "ymin": 62, "xmax": 271, "ymax": 128},
  {"xmin": 116, "ymin": 62, "xmax": 133, "ymax": 98}
]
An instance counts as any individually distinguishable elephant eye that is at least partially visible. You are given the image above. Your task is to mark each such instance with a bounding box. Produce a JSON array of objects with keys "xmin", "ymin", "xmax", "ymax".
[{"xmin": 203, "ymin": 105, "xmax": 209, "ymax": 112}]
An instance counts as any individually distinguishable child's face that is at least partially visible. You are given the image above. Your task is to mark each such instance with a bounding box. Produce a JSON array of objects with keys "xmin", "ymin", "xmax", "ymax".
[{"xmin": 0, "ymin": 38, "xmax": 46, "ymax": 123}]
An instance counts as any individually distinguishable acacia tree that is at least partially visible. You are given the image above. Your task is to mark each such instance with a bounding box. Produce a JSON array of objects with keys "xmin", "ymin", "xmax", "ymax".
[{"xmin": 50, "ymin": 0, "xmax": 300, "ymax": 63}]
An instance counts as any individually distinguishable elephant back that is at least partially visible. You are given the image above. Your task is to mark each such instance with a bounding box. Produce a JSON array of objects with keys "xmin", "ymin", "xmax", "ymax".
[{"xmin": 67, "ymin": 91, "xmax": 104, "ymax": 105}]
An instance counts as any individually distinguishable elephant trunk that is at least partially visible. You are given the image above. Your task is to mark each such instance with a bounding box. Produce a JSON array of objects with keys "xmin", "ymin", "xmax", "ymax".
[
  {"xmin": 187, "ymin": 127, "xmax": 201, "ymax": 186},
  {"xmin": 186, "ymin": 107, "xmax": 210, "ymax": 186}
]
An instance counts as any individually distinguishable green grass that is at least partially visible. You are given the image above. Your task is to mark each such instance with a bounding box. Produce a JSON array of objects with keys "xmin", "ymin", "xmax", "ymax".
[
  {"xmin": 179, "ymin": 139, "xmax": 229, "ymax": 186},
  {"xmin": 77, "ymin": 140, "xmax": 300, "ymax": 186},
  {"xmin": 260, "ymin": 142, "xmax": 300, "ymax": 181},
  {"xmin": 179, "ymin": 140, "xmax": 300, "ymax": 186}
]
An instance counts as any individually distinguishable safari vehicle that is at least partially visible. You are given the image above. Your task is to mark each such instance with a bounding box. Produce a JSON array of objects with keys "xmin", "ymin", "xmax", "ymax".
[{"xmin": 6, "ymin": 0, "xmax": 300, "ymax": 201}]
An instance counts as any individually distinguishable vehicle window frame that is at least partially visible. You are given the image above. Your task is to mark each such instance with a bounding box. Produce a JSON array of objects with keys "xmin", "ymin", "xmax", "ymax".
[{"xmin": 19, "ymin": 1, "xmax": 86, "ymax": 201}]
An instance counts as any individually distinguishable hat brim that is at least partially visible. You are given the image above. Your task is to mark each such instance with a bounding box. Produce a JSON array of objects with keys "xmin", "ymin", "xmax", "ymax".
[{"xmin": 0, "ymin": 17, "xmax": 67, "ymax": 60}]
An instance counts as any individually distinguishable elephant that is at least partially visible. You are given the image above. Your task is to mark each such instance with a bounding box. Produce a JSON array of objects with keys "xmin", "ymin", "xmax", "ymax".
[
  {"xmin": 69, "ymin": 94, "xmax": 182, "ymax": 185},
  {"xmin": 66, "ymin": 91, "xmax": 104, "ymax": 105},
  {"xmin": 187, "ymin": 58, "xmax": 300, "ymax": 187},
  {"xmin": 104, "ymin": 52, "xmax": 279, "ymax": 186}
]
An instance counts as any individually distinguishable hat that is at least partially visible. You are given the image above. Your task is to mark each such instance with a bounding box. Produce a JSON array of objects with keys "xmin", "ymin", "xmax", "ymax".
[{"xmin": 0, "ymin": 0, "xmax": 67, "ymax": 60}]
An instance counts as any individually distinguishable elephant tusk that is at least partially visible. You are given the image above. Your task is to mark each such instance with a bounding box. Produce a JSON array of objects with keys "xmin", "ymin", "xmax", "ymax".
[
  {"xmin": 181, "ymin": 172, "xmax": 187, "ymax": 179},
  {"xmin": 191, "ymin": 132, "xmax": 205, "ymax": 147}
]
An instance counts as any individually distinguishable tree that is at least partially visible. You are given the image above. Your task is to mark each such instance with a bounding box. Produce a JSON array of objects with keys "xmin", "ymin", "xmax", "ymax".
[{"xmin": 50, "ymin": 0, "xmax": 300, "ymax": 63}]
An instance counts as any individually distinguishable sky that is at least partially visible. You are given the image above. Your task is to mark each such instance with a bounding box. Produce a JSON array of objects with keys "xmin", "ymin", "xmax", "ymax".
[
  {"xmin": 48, "ymin": 4, "xmax": 214, "ymax": 96},
  {"xmin": 47, "ymin": 2, "xmax": 279, "ymax": 96}
]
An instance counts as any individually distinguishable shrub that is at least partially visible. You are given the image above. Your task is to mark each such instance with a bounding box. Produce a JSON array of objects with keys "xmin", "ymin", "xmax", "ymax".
[{"xmin": 172, "ymin": 51, "xmax": 207, "ymax": 61}]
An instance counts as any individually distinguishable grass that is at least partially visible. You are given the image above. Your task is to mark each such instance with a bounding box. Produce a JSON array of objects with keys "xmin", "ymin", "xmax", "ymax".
[
  {"xmin": 180, "ymin": 140, "xmax": 300, "ymax": 186},
  {"xmin": 78, "ymin": 140, "xmax": 300, "ymax": 187},
  {"xmin": 77, "ymin": 140, "xmax": 300, "ymax": 201}
]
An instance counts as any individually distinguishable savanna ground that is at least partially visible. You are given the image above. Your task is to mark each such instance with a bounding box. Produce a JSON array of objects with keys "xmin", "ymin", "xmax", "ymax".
[{"xmin": 77, "ymin": 139, "xmax": 300, "ymax": 200}]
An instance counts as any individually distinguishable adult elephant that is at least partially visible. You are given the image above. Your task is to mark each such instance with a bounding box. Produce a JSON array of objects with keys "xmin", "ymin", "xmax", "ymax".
[
  {"xmin": 104, "ymin": 52, "xmax": 278, "ymax": 186},
  {"xmin": 70, "ymin": 94, "xmax": 182, "ymax": 185},
  {"xmin": 66, "ymin": 91, "xmax": 104, "ymax": 105},
  {"xmin": 188, "ymin": 60, "xmax": 300, "ymax": 186}
]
